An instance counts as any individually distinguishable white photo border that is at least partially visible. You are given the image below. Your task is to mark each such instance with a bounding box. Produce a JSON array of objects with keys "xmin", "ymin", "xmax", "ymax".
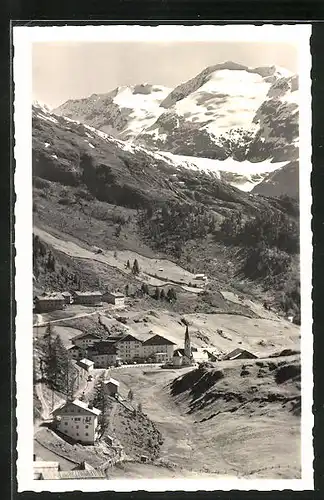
[{"xmin": 13, "ymin": 23, "xmax": 313, "ymax": 492}]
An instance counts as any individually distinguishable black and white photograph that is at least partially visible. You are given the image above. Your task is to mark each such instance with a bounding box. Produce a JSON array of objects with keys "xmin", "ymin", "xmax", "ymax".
[{"xmin": 14, "ymin": 24, "xmax": 313, "ymax": 491}]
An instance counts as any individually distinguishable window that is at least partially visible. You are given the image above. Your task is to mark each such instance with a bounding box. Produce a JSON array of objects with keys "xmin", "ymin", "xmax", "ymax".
[
  {"xmin": 76, "ymin": 433, "xmax": 79, "ymax": 436},
  {"xmin": 76, "ymin": 425, "xmax": 79, "ymax": 429},
  {"xmin": 85, "ymin": 425, "xmax": 89, "ymax": 429},
  {"xmin": 85, "ymin": 433, "xmax": 89, "ymax": 436},
  {"xmin": 64, "ymin": 422, "xmax": 68, "ymax": 425}
]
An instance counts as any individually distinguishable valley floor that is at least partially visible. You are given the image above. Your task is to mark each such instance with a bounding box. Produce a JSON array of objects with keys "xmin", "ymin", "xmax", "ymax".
[{"xmin": 107, "ymin": 361, "xmax": 300, "ymax": 479}]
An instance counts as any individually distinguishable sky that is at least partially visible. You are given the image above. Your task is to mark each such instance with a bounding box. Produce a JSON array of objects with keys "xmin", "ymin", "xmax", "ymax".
[{"xmin": 32, "ymin": 41, "xmax": 298, "ymax": 109}]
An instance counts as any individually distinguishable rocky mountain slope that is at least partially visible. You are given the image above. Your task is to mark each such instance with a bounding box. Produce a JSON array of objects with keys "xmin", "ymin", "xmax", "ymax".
[
  {"xmin": 32, "ymin": 102, "xmax": 300, "ymax": 317},
  {"xmin": 52, "ymin": 62, "xmax": 299, "ymax": 196}
]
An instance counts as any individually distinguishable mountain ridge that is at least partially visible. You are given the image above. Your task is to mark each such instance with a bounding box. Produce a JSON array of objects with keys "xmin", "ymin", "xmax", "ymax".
[{"xmin": 51, "ymin": 61, "xmax": 299, "ymax": 197}]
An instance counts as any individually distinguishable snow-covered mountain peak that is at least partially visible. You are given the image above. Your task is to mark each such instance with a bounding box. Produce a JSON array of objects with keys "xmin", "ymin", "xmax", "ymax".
[{"xmin": 49, "ymin": 61, "xmax": 298, "ymax": 195}]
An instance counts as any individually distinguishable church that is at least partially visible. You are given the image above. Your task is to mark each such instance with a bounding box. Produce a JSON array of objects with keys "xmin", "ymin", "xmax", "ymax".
[{"xmin": 172, "ymin": 325, "xmax": 195, "ymax": 367}]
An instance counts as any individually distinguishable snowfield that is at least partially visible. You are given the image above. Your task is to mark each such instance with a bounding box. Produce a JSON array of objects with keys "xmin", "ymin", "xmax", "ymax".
[
  {"xmin": 156, "ymin": 151, "xmax": 290, "ymax": 191},
  {"xmin": 175, "ymin": 69, "xmax": 271, "ymax": 132}
]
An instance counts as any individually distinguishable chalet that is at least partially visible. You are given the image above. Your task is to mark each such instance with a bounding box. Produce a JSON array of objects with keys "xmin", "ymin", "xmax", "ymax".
[
  {"xmin": 34, "ymin": 293, "xmax": 65, "ymax": 313},
  {"xmin": 62, "ymin": 291, "xmax": 73, "ymax": 305},
  {"xmin": 72, "ymin": 332, "xmax": 101, "ymax": 349},
  {"xmin": 102, "ymin": 291, "xmax": 125, "ymax": 307},
  {"xmin": 52, "ymin": 399, "xmax": 101, "ymax": 444},
  {"xmin": 87, "ymin": 341, "xmax": 118, "ymax": 368},
  {"xmin": 77, "ymin": 358, "xmax": 94, "ymax": 371},
  {"xmin": 72, "ymin": 291, "xmax": 102, "ymax": 306},
  {"xmin": 103, "ymin": 377, "xmax": 119, "ymax": 396},
  {"xmin": 142, "ymin": 334, "xmax": 176, "ymax": 361},
  {"xmin": 223, "ymin": 348, "xmax": 258, "ymax": 361}
]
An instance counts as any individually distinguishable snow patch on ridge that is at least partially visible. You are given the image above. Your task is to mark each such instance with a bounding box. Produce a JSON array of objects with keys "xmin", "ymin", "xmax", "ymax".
[{"xmin": 156, "ymin": 151, "xmax": 290, "ymax": 191}]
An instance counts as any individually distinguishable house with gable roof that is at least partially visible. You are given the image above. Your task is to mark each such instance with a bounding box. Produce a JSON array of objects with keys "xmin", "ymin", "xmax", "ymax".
[
  {"xmin": 142, "ymin": 334, "xmax": 176, "ymax": 362},
  {"xmin": 52, "ymin": 399, "xmax": 101, "ymax": 444}
]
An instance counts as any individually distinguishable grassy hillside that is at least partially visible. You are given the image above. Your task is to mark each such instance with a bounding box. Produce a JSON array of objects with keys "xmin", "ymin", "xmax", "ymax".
[
  {"xmin": 32, "ymin": 108, "xmax": 300, "ymax": 316},
  {"xmin": 109, "ymin": 357, "xmax": 300, "ymax": 478}
]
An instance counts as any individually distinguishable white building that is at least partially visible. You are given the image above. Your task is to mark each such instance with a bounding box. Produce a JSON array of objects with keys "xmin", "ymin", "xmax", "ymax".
[
  {"xmin": 87, "ymin": 341, "xmax": 119, "ymax": 368},
  {"xmin": 77, "ymin": 358, "xmax": 94, "ymax": 371},
  {"xmin": 102, "ymin": 291, "xmax": 125, "ymax": 307},
  {"xmin": 115, "ymin": 334, "xmax": 142, "ymax": 362},
  {"xmin": 53, "ymin": 399, "xmax": 101, "ymax": 444},
  {"xmin": 142, "ymin": 334, "xmax": 175, "ymax": 361}
]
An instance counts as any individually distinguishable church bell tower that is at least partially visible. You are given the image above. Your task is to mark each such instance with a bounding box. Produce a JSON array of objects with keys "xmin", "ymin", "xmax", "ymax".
[{"xmin": 184, "ymin": 325, "xmax": 192, "ymax": 360}]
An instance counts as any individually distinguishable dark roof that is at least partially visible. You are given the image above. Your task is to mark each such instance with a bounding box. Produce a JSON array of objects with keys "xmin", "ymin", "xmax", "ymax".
[
  {"xmin": 35, "ymin": 293, "xmax": 65, "ymax": 301},
  {"xmin": 72, "ymin": 332, "xmax": 101, "ymax": 341},
  {"xmin": 116, "ymin": 333, "xmax": 141, "ymax": 343},
  {"xmin": 88, "ymin": 341, "xmax": 117, "ymax": 355},
  {"xmin": 174, "ymin": 348, "xmax": 185, "ymax": 356},
  {"xmin": 143, "ymin": 334, "xmax": 176, "ymax": 346},
  {"xmin": 223, "ymin": 348, "xmax": 257, "ymax": 360}
]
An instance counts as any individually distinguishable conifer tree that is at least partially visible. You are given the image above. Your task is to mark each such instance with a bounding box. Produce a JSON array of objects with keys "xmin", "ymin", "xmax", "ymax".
[
  {"xmin": 132, "ymin": 259, "xmax": 140, "ymax": 275},
  {"xmin": 128, "ymin": 389, "xmax": 134, "ymax": 402}
]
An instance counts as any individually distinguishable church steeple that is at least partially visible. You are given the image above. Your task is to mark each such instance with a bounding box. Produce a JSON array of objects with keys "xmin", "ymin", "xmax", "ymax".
[{"xmin": 184, "ymin": 325, "xmax": 192, "ymax": 359}]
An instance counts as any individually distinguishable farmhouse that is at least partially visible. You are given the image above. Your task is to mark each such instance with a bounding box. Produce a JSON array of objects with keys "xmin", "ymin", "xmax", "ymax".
[
  {"xmin": 62, "ymin": 291, "xmax": 73, "ymax": 304},
  {"xmin": 102, "ymin": 291, "xmax": 125, "ymax": 307},
  {"xmin": 142, "ymin": 334, "xmax": 176, "ymax": 361},
  {"xmin": 103, "ymin": 377, "xmax": 119, "ymax": 396},
  {"xmin": 72, "ymin": 291, "xmax": 102, "ymax": 306},
  {"xmin": 72, "ymin": 332, "xmax": 101, "ymax": 349},
  {"xmin": 87, "ymin": 341, "xmax": 119, "ymax": 368},
  {"xmin": 77, "ymin": 358, "xmax": 94, "ymax": 371},
  {"xmin": 52, "ymin": 399, "xmax": 101, "ymax": 444},
  {"xmin": 34, "ymin": 293, "xmax": 65, "ymax": 313},
  {"xmin": 223, "ymin": 348, "xmax": 258, "ymax": 361}
]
